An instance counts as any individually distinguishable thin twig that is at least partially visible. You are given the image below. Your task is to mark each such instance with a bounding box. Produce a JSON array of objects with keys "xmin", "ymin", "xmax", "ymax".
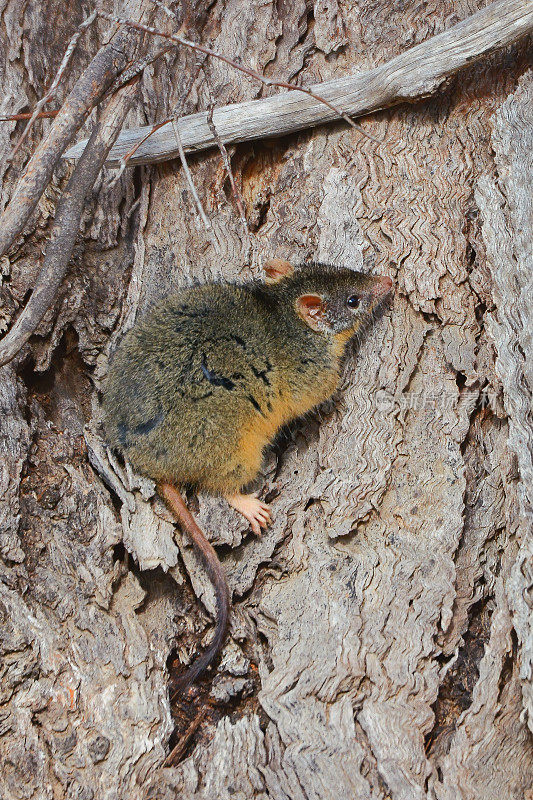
[
  {"xmin": 106, "ymin": 44, "xmax": 176, "ymax": 95},
  {"xmin": 105, "ymin": 119, "xmax": 169, "ymax": 187},
  {"xmin": 123, "ymin": 120, "xmax": 170, "ymax": 162},
  {"xmin": 105, "ymin": 0, "xmax": 199, "ymax": 96},
  {"xmin": 10, "ymin": 11, "xmax": 97, "ymax": 160},
  {"xmin": 171, "ymin": 119, "xmax": 212, "ymax": 233},
  {"xmin": 163, "ymin": 710, "xmax": 205, "ymax": 767},
  {"xmin": 0, "ymin": 111, "xmax": 59, "ymax": 122},
  {"xmin": 0, "ymin": 80, "xmax": 139, "ymax": 367},
  {"xmin": 204, "ymin": 74, "xmax": 247, "ymax": 229},
  {"xmin": 98, "ymin": 12, "xmax": 380, "ymax": 144},
  {"xmin": 151, "ymin": 0, "xmax": 178, "ymax": 21}
]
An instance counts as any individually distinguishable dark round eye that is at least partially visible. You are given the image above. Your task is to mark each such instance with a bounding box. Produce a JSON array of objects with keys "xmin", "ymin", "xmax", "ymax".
[{"xmin": 347, "ymin": 295, "xmax": 360, "ymax": 309}]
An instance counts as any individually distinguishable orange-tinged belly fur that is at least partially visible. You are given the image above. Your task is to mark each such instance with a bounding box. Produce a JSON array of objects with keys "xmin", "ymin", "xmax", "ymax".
[{"xmin": 235, "ymin": 365, "xmax": 340, "ymax": 484}]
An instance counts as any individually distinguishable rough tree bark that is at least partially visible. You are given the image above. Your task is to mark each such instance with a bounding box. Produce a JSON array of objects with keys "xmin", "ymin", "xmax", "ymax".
[{"xmin": 0, "ymin": 2, "xmax": 531, "ymax": 800}]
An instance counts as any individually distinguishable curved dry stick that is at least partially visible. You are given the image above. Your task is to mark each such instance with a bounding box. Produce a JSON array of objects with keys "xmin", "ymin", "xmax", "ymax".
[
  {"xmin": 0, "ymin": 80, "xmax": 139, "ymax": 368},
  {"xmin": 0, "ymin": 26, "xmax": 135, "ymax": 260}
]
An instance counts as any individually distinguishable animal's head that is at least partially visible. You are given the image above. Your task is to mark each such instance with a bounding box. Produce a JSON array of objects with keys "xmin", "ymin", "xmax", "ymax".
[{"xmin": 263, "ymin": 258, "xmax": 393, "ymax": 337}]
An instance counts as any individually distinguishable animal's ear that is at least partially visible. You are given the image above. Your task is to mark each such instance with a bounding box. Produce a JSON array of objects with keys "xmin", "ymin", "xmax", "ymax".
[
  {"xmin": 295, "ymin": 294, "xmax": 330, "ymax": 332},
  {"xmin": 264, "ymin": 258, "xmax": 294, "ymax": 283}
]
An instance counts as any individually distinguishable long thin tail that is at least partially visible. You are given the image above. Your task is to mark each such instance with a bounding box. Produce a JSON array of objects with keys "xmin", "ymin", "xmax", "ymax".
[{"xmin": 159, "ymin": 482, "xmax": 230, "ymax": 699}]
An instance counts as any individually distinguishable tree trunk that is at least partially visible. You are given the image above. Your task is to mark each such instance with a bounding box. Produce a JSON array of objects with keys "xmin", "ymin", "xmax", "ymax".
[{"xmin": 0, "ymin": 3, "xmax": 531, "ymax": 800}]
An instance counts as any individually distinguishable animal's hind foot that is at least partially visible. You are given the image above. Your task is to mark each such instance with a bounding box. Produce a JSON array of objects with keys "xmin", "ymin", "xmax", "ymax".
[{"xmin": 225, "ymin": 492, "xmax": 271, "ymax": 536}]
